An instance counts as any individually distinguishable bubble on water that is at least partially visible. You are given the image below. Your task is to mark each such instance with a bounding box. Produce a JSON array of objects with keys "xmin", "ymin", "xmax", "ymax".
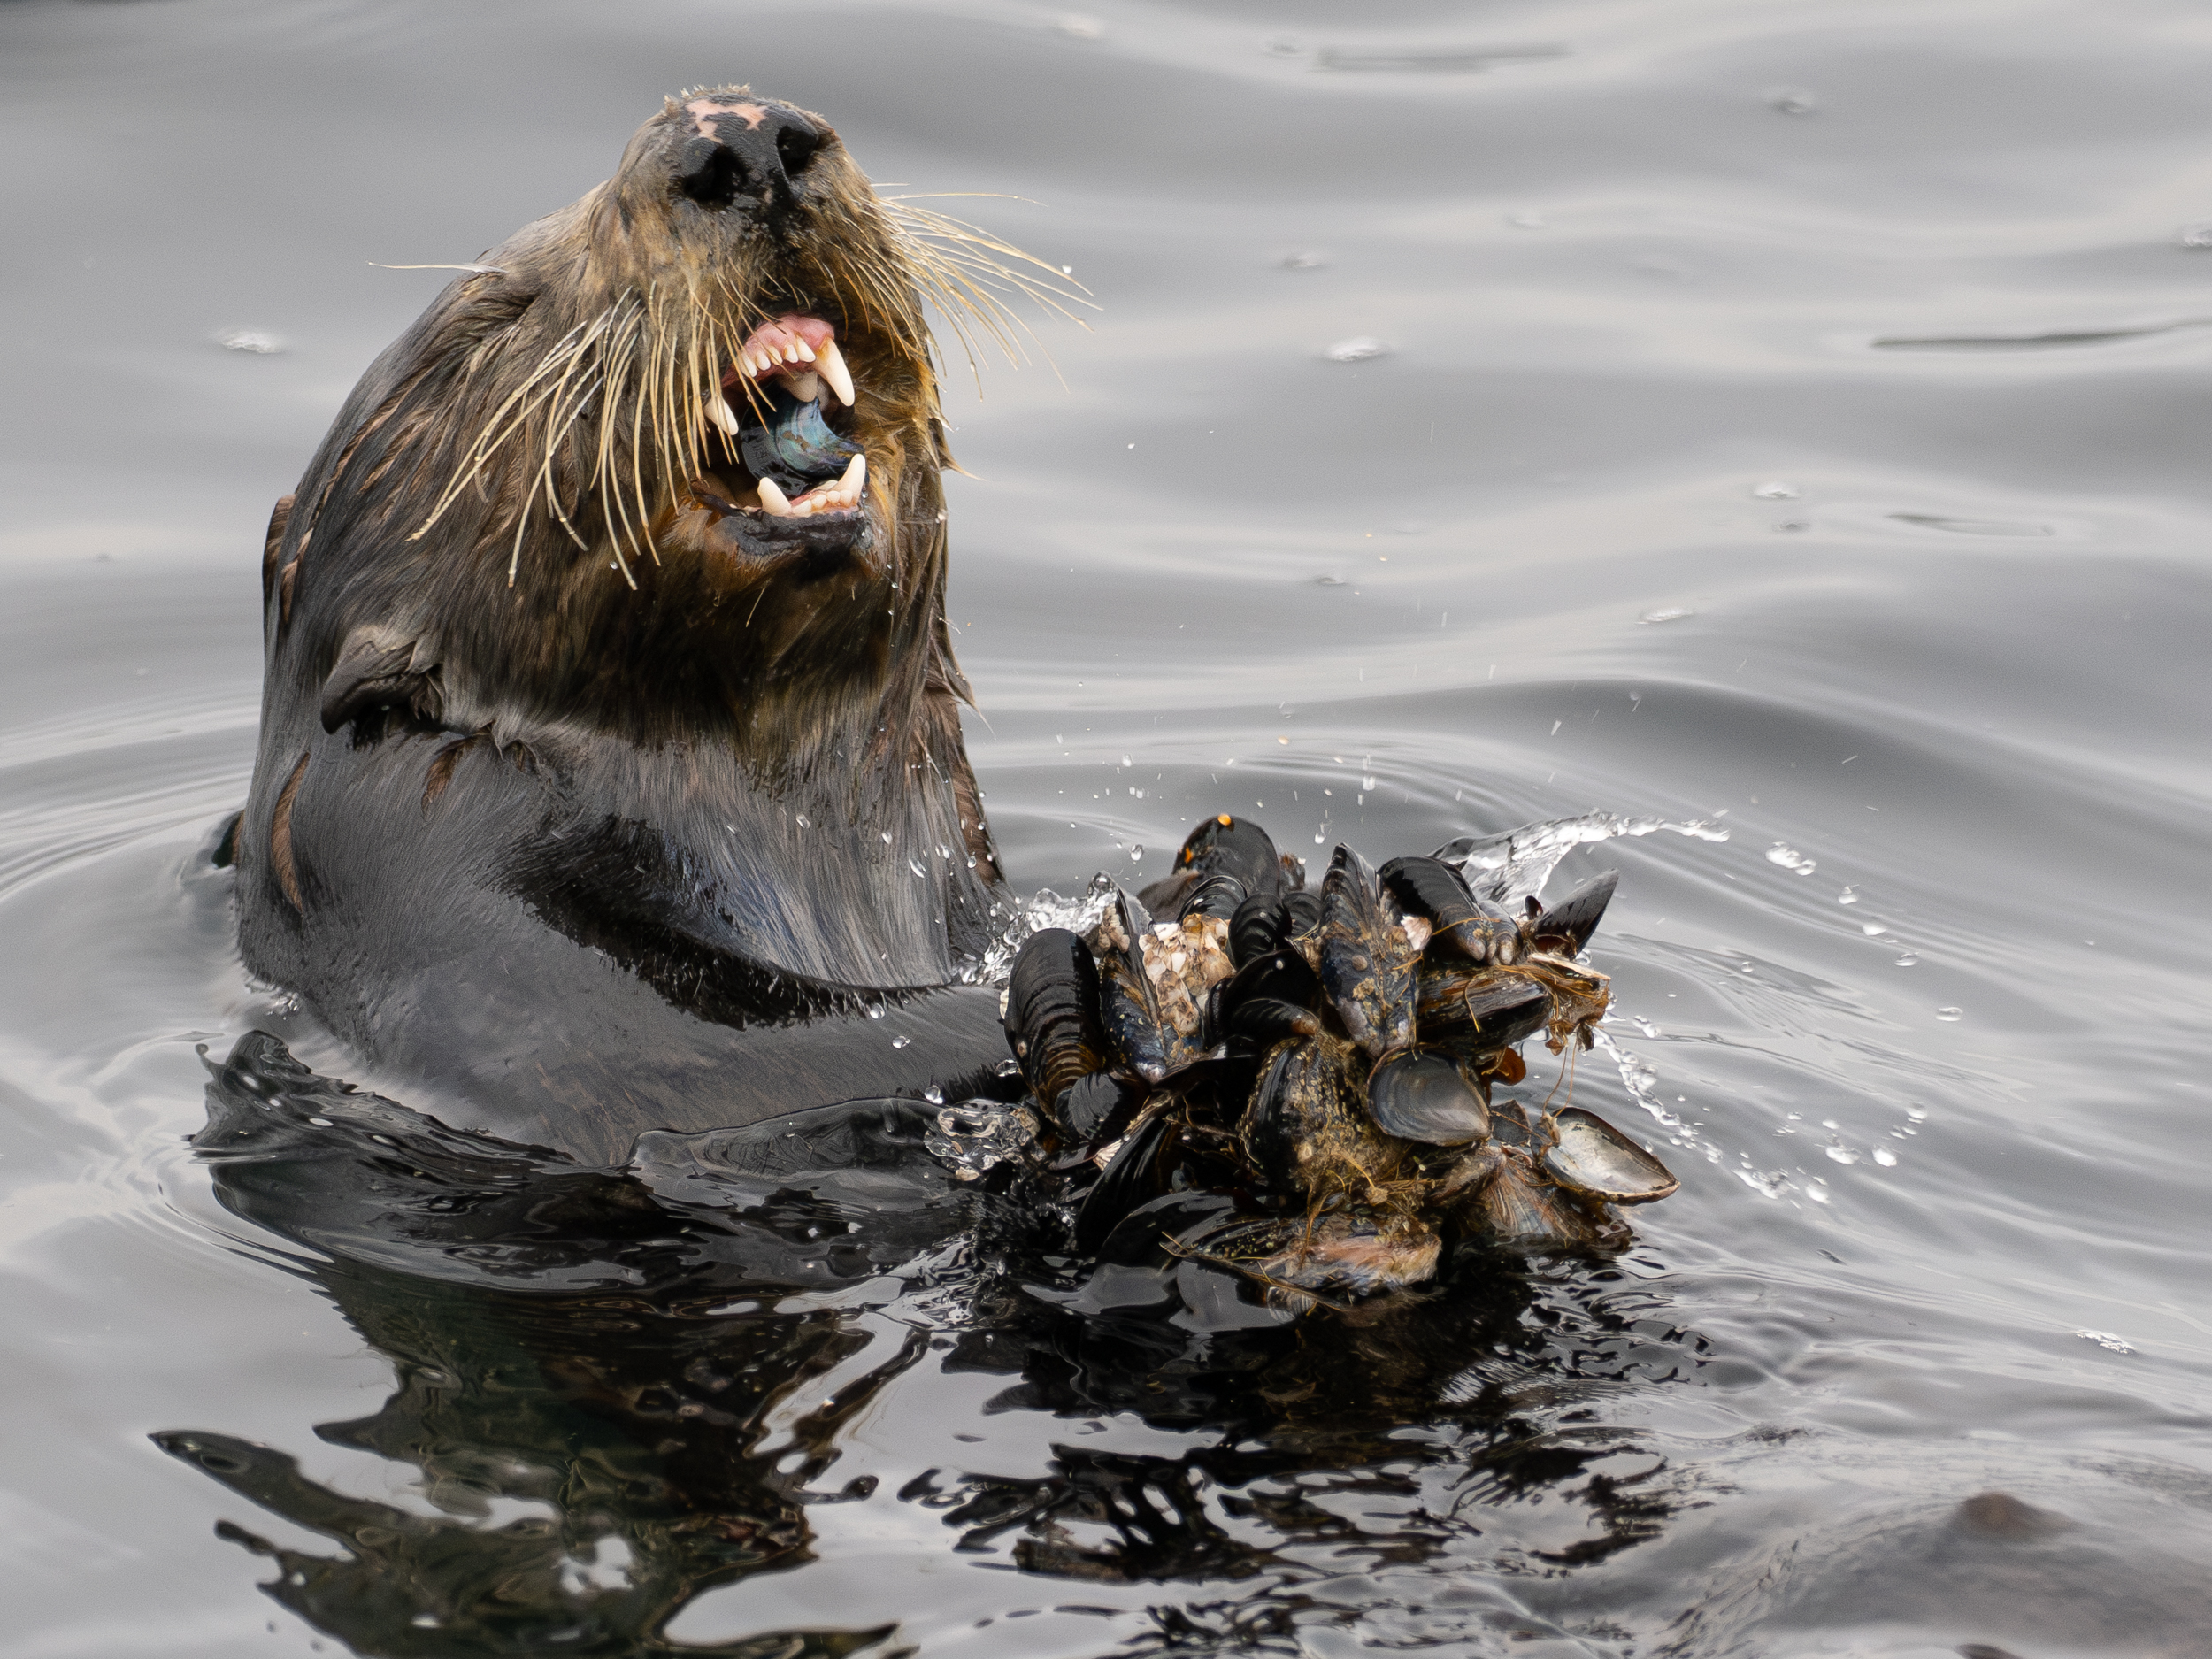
[
  {"xmin": 1129, "ymin": 843, "xmax": 1145, "ymax": 862},
  {"xmin": 1936, "ymin": 1006, "xmax": 1962, "ymax": 1021},
  {"xmin": 307, "ymin": 1117, "xmax": 334, "ymax": 1128},
  {"xmin": 1752, "ymin": 480, "xmax": 1800, "ymax": 500},
  {"xmin": 1737, "ymin": 1168, "xmax": 1790, "ymax": 1198},
  {"xmin": 1765, "ymin": 85, "xmax": 1817, "ymax": 115},
  {"xmin": 1905, "ymin": 1106, "xmax": 1928, "ymax": 1122},
  {"xmin": 1871, "ymin": 1147, "xmax": 1898, "ymax": 1167},
  {"xmin": 2077, "ymin": 1329, "xmax": 2135, "ymax": 1353},
  {"xmin": 1640, "ymin": 606, "xmax": 1694, "ymax": 624},
  {"xmin": 1119, "ymin": 755, "xmax": 1132, "ymax": 767},
  {"xmin": 1894, "ymin": 952, "xmax": 1918, "ymax": 967},
  {"xmin": 890, "ymin": 1033, "xmax": 911, "ymax": 1049},
  {"xmin": 1838, "ymin": 885, "xmax": 1858, "ymax": 904},
  {"xmin": 1766, "ymin": 843, "xmax": 1817, "ymax": 874},
  {"xmin": 1325, "ymin": 336, "xmax": 1390, "ymax": 364},
  {"xmin": 1824, "ymin": 1144, "xmax": 1861, "ymax": 1164},
  {"xmin": 1281, "ymin": 249, "xmax": 1326, "ymax": 270}
]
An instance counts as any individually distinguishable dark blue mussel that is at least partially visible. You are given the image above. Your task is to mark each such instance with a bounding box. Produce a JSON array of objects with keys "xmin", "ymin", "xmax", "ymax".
[
  {"xmin": 1365, "ymin": 1050, "xmax": 1489, "ymax": 1147},
  {"xmin": 1379, "ymin": 855, "xmax": 1522, "ymax": 965},
  {"xmin": 1002, "ymin": 928, "xmax": 1108, "ymax": 1107},
  {"xmin": 737, "ymin": 382, "xmax": 862, "ymax": 494},
  {"xmin": 1318, "ymin": 844, "xmax": 1417, "ymax": 1059}
]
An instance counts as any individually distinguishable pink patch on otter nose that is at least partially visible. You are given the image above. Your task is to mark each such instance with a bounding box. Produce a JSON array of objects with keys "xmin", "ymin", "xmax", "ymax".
[{"xmin": 686, "ymin": 97, "xmax": 768, "ymax": 137}]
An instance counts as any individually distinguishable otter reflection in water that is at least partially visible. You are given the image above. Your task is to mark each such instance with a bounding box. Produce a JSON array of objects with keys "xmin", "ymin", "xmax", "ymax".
[{"xmin": 163, "ymin": 1038, "xmax": 1692, "ymax": 1656}]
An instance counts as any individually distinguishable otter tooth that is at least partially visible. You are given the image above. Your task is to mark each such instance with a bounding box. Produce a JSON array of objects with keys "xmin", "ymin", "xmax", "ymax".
[
  {"xmin": 706, "ymin": 396, "xmax": 740, "ymax": 435},
  {"xmin": 787, "ymin": 370, "xmax": 821, "ymax": 403},
  {"xmin": 756, "ymin": 476, "xmax": 793, "ymax": 516},
  {"xmin": 841, "ymin": 453, "xmax": 866, "ymax": 497},
  {"xmin": 794, "ymin": 339, "xmax": 817, "ymax": 363},
  {"xmin": 815, "ymin": 339, "xmax": 856, "ymax": 407}
]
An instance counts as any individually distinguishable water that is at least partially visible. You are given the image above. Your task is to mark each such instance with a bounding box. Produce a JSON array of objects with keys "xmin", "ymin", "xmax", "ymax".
[{"xmin": 4, "ymin": 1, "xmax": 2211, "ymax": 1654}]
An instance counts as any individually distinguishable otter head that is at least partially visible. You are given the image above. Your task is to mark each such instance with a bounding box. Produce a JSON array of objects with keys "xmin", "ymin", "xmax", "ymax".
[{"xmin": 264, "ymin": 85, "xmax": 1061, "ymax": 762}]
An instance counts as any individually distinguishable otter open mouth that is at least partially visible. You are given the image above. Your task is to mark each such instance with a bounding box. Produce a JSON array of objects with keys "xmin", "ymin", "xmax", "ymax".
[{"xmin": 687, "ymin": 312, "xmax": 870, "ymax": 560}]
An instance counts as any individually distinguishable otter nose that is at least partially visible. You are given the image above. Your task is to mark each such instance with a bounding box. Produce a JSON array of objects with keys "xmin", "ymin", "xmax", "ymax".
[{"xmin": 676, "ymin": 101, "xmax": 821, "ymax": 214}]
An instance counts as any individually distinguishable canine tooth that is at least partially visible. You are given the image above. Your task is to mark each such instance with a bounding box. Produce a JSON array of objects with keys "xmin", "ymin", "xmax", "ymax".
[
  {"xmin": 756, "ymin": 477, "xmax": 792, "ymax": 516},
  {"xmin": 841, "ymin": 452, "xmax": 866, "ymax": 493},
  {"xmin": 787, "ymin": 370, "xmax": 821, "ymax": 403},
  {"xmin": 706, "ymin": 396, "xmax": 740, "ymax": 435},
  {"xmin": 816, "ymin": 339, "xmax": 855, "ymax": 406}
]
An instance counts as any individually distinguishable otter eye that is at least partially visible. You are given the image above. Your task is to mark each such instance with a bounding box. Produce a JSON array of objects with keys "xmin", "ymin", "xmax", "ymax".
[{"xmin": 775, "ymin": 121, "xmax": 821, "ymax": 178}]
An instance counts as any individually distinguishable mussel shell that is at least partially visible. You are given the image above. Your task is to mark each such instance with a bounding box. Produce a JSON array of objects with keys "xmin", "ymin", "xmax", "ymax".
[
  {"xmin": 1525, "ymin": 870, "xmax": 1618, "ymax": 956},
  {"xmin": 1180, "ymin": 872, "xmax": 1249, "ymax": 922},
  {"xmin": 1240, "ymin": 1033, "xmax": 1362, "ymax": 1188},
  {"xmin": 1193, "ymin": 1212, "xmax": 1442, "ymax": 1300},
  {"xmin": 1056, "ymin": 1069, "xmax": 1148, "ymax": 1149},
  {"xmin": 737, "ymin": 386, "xmax": 860, "ymax": 491},
  {"xmin": 1074, "ymin": 1110, "xmax": 1177, "ymax": 1255},
  {"xmin": 1365, "ymin": 1050, "xmax": 1490, "ymax": 1147},
  {"xmin": 1215, "ymin": 945, "xmax": 1320, "ymax": 1025},
  {"xmin": 1002, "ymin": 928, "xmax": 1108, "ymax": 1104},
  {"xmin": 1228, "ymin": 893, "xmax": 1288, "ymax": 966},
  {"xmin": 1094, "ymin": 890, "xmax": 1169, "ymax": 1084},
  {"xmin": 1379, "ymin": 854, "xmax": 1519, "ymax": 964},
  {"xmin": 1171, "ymin": 813, "xmax": 1293, "ymax": 900},
  {"xmin": 1318, "ymin": 844, "xmax": 1417, "ymax": 1058},
  {"xmin": 1540, "ymin": 1106, "xmax": 1678, "ymax": 1203},
  {"xmin": 1414, "ymin": 964, "xmax": 1551, "ymax": 1052}
]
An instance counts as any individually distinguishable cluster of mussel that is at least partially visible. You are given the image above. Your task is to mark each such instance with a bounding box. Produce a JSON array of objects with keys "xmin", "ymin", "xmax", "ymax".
[{"xmin": 998, "ymin": 815, "xmax": 1678, "ymax": 1310}]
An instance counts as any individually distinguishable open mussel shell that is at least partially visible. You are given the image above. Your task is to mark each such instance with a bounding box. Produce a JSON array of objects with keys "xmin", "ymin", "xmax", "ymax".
[
  {"xmin": 1540, "ymin": 1106, "xmax": 1678, "ymax": 1203},
  {"xmin": 1002, "ymin": 928, "xmax": 1108, "ymax": 1104},
  {"xmin": 1525, "ymin": 870, "xmax": 1618, "ymax": 956},
  {"xmin": 1365, "ymin": 1050, "xmax": 1490, "ymax": 1147}
]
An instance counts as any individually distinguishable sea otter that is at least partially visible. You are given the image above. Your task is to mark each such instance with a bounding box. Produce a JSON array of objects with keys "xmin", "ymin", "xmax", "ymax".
[{"xmin": 235, "ymin": 89, "xmax": 1028, "ymax": 1166}]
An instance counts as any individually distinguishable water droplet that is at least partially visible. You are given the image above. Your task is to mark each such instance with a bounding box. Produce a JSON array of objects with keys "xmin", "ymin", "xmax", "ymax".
[
  {"xmin": 1871, "ymin": 1147, "xmax": 1897, "ymax": 1167},
  {"xmin": 880, "ymin": 830, "xmax": 893, "ymax": 844},
  {"xmin": 794, "ymin": 813, "xmax": 810, "ymax": 829},
  {"xmin": 1129, "ymin": 844, "xmax": 1144, "ymax": 862},
  {"xmin": 1281, "ymin": 249, "xmax": 1327, "ymax": 270},
  {"xmin": 1362, "ymin": 774, "xmax": 1377, "ymax": 790},
  {"xmin": 995, "ymin": 1057, "xmax": 1021, "ymax": 1078},
  {"xmin": 1824, "ymin": 1144, "xmax": 1861, "ymax": 1164},
  {"xmin": 1119, "ymin": 755, "xmax": 1131, "ymax": 767},
  {"xmin": 307, "ymin": 1117, "xmax": 334, "ymax": 1128},
  {"xmin": 1752, "ymin": 480, "xmax": 1801, "ymax": 500},
  {"xmin": 1905, "ymin": 1106, "xmax": 1928, "ymax": 1122},
  {"xmin": 1861, "ymin": 921, "xmax": 1887, "ymax": 935},
  {"xmin": 1805, "ymin": 1180, "xmax": 1832, "ymax": 1202},
  {"xmin": 1838, "ymin": 885, "xmax": 1858, "ymax": 904},
  {"xmin": 1325, "ymin": 336, "xmax": 1389, "ymax": 364},
  {"xmin": 218, "ymin": 328, "xmax": 282, "ymax": 355},
  {"xmin": 1935, "ymin": 1006, "xmax": 1962, "ymax": 1021},
  {"xmin": 1893, "ymin": 952, "xmax": 1918, "ymax": 967},
  {"xmin": 908, "ymin": 857, "xmax": 927, "ymax": 878},
  {"xmin": 1639, "ymin": 606, "xmax": 1694, "ymax": 624},
  {"xmin": 1766, "ymin": 842, "xmax": 1817, "ymax": 874},
  {"xmin": 866, "ymin": 1003, "xmax": 887, "ymax": 1020},
  {"xmin": 1632, "ymin": 1016, "xmax": 1663, "ymax": 1038},
  {"xmin": 922, "ymin": 1085, "xmax": 945, "ymax": 1104},
  {"xmin": 2077, "ymin": 1329, "xmax": 2135, "ymax": 1353},
  {"xmin": 890, "ymin": 1033, "xmax": 912, "ymax": 1049}
]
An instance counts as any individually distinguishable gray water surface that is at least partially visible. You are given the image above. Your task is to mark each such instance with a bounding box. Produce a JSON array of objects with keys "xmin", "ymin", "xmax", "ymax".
[{"xmin": 4, "ymin": 2, "xmax": 2211, "ymax": 1655}]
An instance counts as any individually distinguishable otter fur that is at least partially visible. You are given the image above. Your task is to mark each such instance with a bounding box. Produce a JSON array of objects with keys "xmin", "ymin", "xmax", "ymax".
[{"xmin": 236, "ymin": 89, "xmax": 1043, "ymax": 1165}]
